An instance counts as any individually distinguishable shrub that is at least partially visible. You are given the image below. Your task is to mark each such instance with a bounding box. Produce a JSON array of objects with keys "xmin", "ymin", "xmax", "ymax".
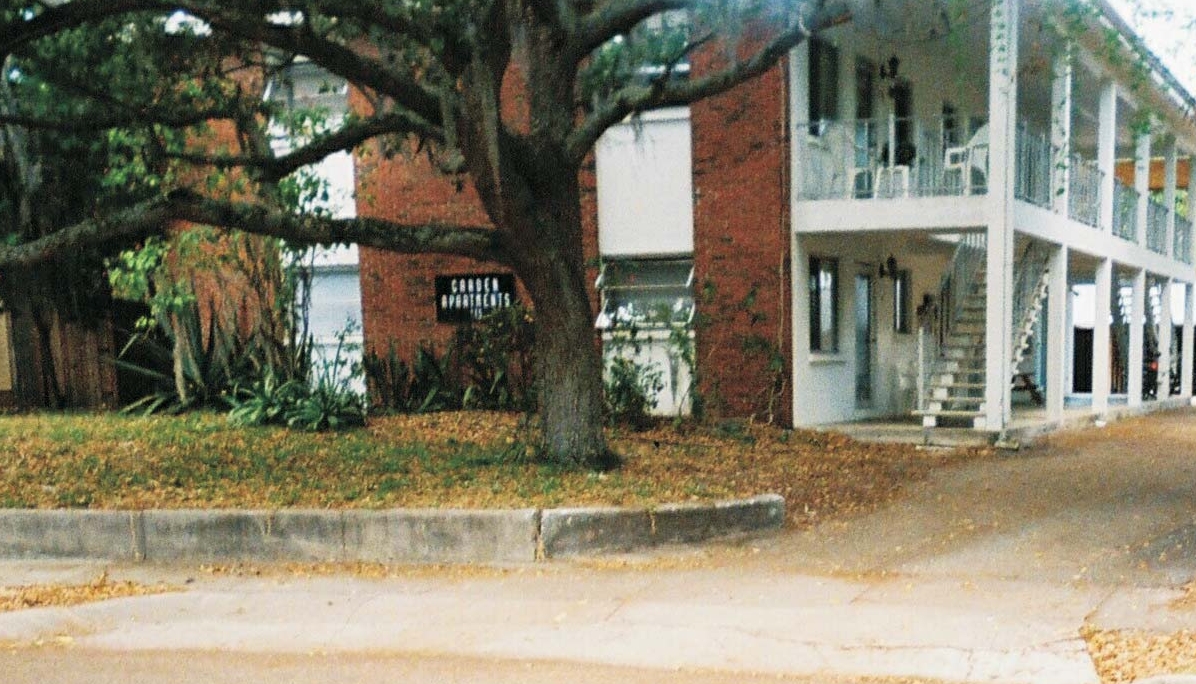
[
  {"xmin": 453, "ymin": 304, "xmax": 536, "ymax": 411},
  {"xmin": 364, "ymin": 305, "xmax": 536, "ymax": 414},
  {"xmin": 363, "ymin": 342, "xmax": 463, "ymax": 413},
  {"xmin": 227, "ymin": 326, "xmax": 366, "ymax": 432},
  {"xmin": 602, "ymin": 325, "xmax": 664, "ymax": 429}
]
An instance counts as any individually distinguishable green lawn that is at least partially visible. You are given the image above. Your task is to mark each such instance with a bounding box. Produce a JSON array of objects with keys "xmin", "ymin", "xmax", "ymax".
[{"xmin": 0, "ymin": 411, "xmax": 971, "ymax": 527}]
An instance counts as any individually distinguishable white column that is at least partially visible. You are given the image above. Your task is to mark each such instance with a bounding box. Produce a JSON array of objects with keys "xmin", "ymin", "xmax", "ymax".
[
  {"xmin": 1183, "ymin": 283, "xmax": 1194, "ymax": 398},
  {"xmin": 1098, "ymin": 83, "xmax": 1118, "ymax": 232},
  {"xmin": 1128, "ymin": 268, "xmax": 1146, "ymax": 406},
  {"xmin": 1051, "ymin": 45, "xmax": 1073, "ymax": 215},
  {"xmin": 790, "ymin": 42, "xmax": 811, "ymax": 203},
  {"xmin": 984, "ymin": 0, "xmax": 1019, "ymax": 432},
  {"xmin": 1158, "ymin": 279, "xmax": 1172, "ymax": 399},
  {"xmin": 1190, "ymin": 150, "xmax": 1196, "ymax": 265},
  {"xmin": 1066, "ymin": 285, "xmax": 1076, "ymax": 397},
  {"xmin": 1093, "ymin": 259, "xmax": 1113, "ymax": 417},
  {"xmin": 1047, "ymin": 244, "xmax": 1068, "ymax": 420},
  {"xmin": 1165, "ymin": 140, "xmax": 1179, "ymax": 257},
  {"xmin": 791, "ymin": 233, "xmax": 810, "ymax": 426},
  {"xmin": 1135, "ymin": 130, "xmax": 1152, "ymax": 246}
]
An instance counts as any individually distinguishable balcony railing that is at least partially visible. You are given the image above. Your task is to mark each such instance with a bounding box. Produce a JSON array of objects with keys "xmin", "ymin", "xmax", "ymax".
[
  {"xmin": 1015, "ymin": 125, "xmax": 1051, "ymax": 208},
  {"xmin": 1146, "ymin": 198, "xmax": 1170, "ymax": 255},
  {"xmin": 1113, "ymin": 180, "xmax": 1139, "ymax": 242},
  {"xmin": 1067, "ymin": 155, "xmax": 1102, "ymax": 228},
  {"xmin": 798, "ymin": 116, "xmax": 988, "ymax": 201},
  {"xmin": 1176, "ymin": 214, "xmax": 1193, "ymax": 264}
]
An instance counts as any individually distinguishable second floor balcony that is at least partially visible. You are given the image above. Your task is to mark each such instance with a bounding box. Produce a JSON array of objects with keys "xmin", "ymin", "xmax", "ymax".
[
  {"xmin": 798, "ymin": 117, "xmax": 1191, "ymax": 267},
  {"xmin": 1177, "ymin": 209, "xmax": 1194, "ymax": 265},
  {"xmin": 1113, "ymin": 181, "xmax": 1140, "ymax": 243},
  {"xmin": 799, "ymin": 115, "xmax": 989, "ymax": 201}
]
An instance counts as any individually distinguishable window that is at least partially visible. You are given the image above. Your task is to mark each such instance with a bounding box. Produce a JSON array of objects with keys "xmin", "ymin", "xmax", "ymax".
[
  {"xmin": 808, "ymin": 39, "xmax": 839, "ymax": 134},
  {"xmin": 855, "ymin": 59, "xmax": 876, "ymax": 121},
  {"xmin": 890, "ymin": 79, "xmax": 914, "ymax": 165},
  {"xmin": 893, "ymin": 269, "xmax": 912, "ymax": 334},
  {"xmin": 809, "ymin": 257, "xmax": 839, "ymax": 353},
  {"xmin": 596, "ymin": 257, "xmax": 695, "ymax": 329},
  {"xmin": 634, "ymin": 10, "xmax": 692, "ymax": 81},
  {"xmin": 942, "ymin": 102, "xmax": 960, "ymax": 148}
]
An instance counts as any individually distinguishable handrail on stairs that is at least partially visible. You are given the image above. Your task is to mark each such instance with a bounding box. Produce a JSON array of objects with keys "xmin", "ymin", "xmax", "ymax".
[
  {"xmin": 919, "ymin": 233, "xmax": 986, "ymax": 413},
  {"xmin": 1008, "ymin": 242, "xmax": 1052, "ymax": 376}
]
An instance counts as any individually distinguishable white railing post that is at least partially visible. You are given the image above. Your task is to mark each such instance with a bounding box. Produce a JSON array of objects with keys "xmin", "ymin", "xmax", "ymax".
[
  {"xmin": 1098, "ymin": 82, "xmax": 1117, "ymax": 233},
  {"xmin": 1135, "ymin": 128, "xmax": 1152, "ymax": 248},
  {"xmin": 917, "ymin": 326, "xmax": 926, "ymax": 412},
  {"xmin": 1165, "ymin": 139, "xmax": 1179, "ymax": 259},
  {"xmin": 1051, "ymin": 44, "xmax": 1073, "ymax": 215}
]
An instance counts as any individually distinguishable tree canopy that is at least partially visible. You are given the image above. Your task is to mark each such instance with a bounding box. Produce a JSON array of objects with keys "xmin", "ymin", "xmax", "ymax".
[{"xmin": 0, "ymin": 0, "xmax": 850, "ymax": 467}]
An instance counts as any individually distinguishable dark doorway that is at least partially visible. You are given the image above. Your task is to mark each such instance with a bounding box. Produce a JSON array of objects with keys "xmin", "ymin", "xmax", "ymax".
[{"xmin": 1072, "ymin": 327, "xmax": 1093, "ymax": 393}]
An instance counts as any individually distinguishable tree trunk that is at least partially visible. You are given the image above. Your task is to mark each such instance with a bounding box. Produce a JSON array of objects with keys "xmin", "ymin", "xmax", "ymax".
[
  {"xmin": 528, "ymin": 268, "xmax": 616, "ymax": 470},
  {"xmin": 508, "ymin": 163, "xmax": 615, "ymax": 470}
]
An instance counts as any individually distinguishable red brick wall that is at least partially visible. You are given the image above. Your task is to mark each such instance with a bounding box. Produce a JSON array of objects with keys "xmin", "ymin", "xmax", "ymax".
[
  {"xmin": 355, "ymin": 142, "xmax": 502, "ymax": 360},
  {"xmin": 355, "ymin": 45, "xmax": 793, "ymax": 426},
  {"xmin": 690, "ymin": 37, "xmax": 793, "ymax": 425},
  {"xmin": 353, "ymin": 61, "xmax": 603, "ymax": 363}
]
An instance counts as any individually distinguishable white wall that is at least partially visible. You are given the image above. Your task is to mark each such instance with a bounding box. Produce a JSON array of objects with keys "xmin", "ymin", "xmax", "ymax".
[
  {"xmin": 271, "ymin": 64, "xmax": 364, "ymax": 391},
  {"xmin": 595, "ymin": 107, "xmax": 695, "ymax": 416},
  {"xmin": 596, "ymin": 107, "xmax": 694, "ymax": 257},
  {"xmin": 808, "ymin": 13, "xmax": 990, "ymax": 127},
  {"xmin": 793, "ymin": 233, "xmax": 953, "ymax": 425},
  {"xmin": 605, "ymin": 329, "xmax": 694, "ymax": 416}
]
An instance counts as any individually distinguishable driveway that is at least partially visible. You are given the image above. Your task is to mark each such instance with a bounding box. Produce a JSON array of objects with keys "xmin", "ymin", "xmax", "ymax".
[
  {"xmin": 767, "ymin": 408, "xmax": 1196, "ymax": 587},
  {"xmin": 3, "ymin": 409, "xmax": 1196, "ymax": 684}
]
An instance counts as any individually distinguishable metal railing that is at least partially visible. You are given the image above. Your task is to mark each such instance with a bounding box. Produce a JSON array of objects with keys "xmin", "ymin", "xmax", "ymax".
[
  {"xmin": 1015, "ymin": 125, "xmax": 1052, "ymax": 208},
  {"xmin": 918, "ymin": 232, "xmax": 986, "ymax": 412},
  {"xmin": 941, "ymin": 232, "xmax": 987, "ymax": 338},
  {"xmin": 1146, "ymin": 198, "xmax": 1170, "ymax": 255},
  {"xmin": 1113, "ymin": 180, "xmax": 1139, "ymax": 242},
  {"xmin": 1067, "ymin": 155, "xmax": 1102, "ymax": 228},
  {"xmin": 916, "ymin": 323, "xmax": 943, "ymax": 413},
  {"xmin": 1176, "ymin": 214, "xmax": 1193, "ymax": 264},
  {"xmin": 1009, "ymin": 241, "xmax": 1051, "ymax": 372},
  {"xmin": 798, "ymin": 115, "xmax": 989, "ymax": 200}
]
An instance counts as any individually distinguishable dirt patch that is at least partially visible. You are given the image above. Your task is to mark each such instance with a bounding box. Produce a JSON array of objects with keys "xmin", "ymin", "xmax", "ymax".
[
  {"xmin": 0, "ymin": 572, "xmax": 177, "ymax": 614},
  {"xmin": 1083, "ymin": 625, "xmax": 1196, "ymax": 683}
]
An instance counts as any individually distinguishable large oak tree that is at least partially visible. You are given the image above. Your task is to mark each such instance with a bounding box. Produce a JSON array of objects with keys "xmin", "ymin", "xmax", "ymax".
[{"xmin": 0, "ymin": 0, "xmax": 848, "ymax": 468}]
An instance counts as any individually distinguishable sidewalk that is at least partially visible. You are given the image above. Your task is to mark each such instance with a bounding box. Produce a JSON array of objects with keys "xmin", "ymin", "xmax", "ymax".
[
  {"xmin": 4, "ymin": 410, "xmax": 1196, "ymax": 683},
  {"xmin": 0, "ymin": 555, "xmax": 1159, "ymax": 684}
]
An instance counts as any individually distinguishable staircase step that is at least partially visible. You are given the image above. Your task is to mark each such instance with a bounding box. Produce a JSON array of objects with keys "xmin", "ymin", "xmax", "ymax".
[
  {"xmin": 913, "ymin": 409, "xmax": 984, "ymax": 418},
  {"xmin": 939, "ymin": 360, "xmax": 986, "ymax": 369},
  {"xmin": 931, "ymin": 382, "xmax": 987, "ymax": 390},
  {"xmin": 932, "ymin": 396, "xmax": 985, "ymax": 406}
]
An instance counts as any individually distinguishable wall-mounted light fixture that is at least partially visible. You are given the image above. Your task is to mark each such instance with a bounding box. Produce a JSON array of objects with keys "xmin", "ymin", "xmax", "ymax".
[{"xmin": 878, "ymin": 254, "xmax": 899, "ymax": 280}]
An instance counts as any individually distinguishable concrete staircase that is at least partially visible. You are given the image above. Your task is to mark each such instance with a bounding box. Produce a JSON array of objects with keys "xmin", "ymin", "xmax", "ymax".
[
  {"xmin": 915, "ymin": 270, "xmax": 990, "ymax": 429},
  {"xmin": 916, "ymin": 241, "xmax": 1051, "ymax": 430}
]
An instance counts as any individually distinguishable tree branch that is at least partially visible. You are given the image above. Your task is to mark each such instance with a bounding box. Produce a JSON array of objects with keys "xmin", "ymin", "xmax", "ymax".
[
  {"xmin": 0, "ymin": 191, "xmax": 505, "ymax": 270},
  {"xmin": 167, "ymin": 109, "xmax": 443, "ymax": 181},
  {"xmin": 566, "ymin": 1, "xmax": 851, "ymax": 163},
  {"xmin": 0, "ymin": 0, "xmax": 448, "ymax": 133},
  {"xmin": 171, "ymin": 193, "xmax": 505, "ymax": 261},
  {"xmin": 570, "ymin": 0, "xmax": 690, "ymax": 65},
  {"xmin": 178, "ymin": 4, "xmax": 446, "ymax": 127},
  {"xmin": 0, "ymin": 0, "xmax": 160, "ymax": 57},
  {"xmin": 0, "ymin": 107, "xmax": 240, "ymax": 133}
]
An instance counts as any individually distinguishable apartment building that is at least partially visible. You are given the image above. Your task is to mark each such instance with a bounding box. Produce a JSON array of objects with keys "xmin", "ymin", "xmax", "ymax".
[{"xmin": 317, "ymin": 0, "xmax": 1196, "ymax": 437}]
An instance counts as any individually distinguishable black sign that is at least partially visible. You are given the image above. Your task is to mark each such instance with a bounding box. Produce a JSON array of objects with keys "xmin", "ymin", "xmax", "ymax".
[{"xmin": 435, "ymin": 273, "xmax": 517, "ymax": 323}]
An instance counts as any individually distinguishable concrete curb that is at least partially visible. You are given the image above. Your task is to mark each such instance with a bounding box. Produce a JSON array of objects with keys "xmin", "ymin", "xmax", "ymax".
[{"xmin": 0, "ymin": 495, "xmax": 782, "ymax": 564}]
